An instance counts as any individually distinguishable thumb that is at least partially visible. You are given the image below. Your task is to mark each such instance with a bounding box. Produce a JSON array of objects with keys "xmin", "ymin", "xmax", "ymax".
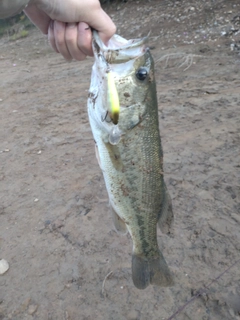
[{"xmin": 85, "ymin": 8, "xmax": 116, "ymax": 45}]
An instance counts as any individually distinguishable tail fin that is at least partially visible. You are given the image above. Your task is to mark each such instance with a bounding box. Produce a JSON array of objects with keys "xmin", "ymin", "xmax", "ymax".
[{"xmin": 132, "ymin": 253, "xmax": 173, "ymax": 289}]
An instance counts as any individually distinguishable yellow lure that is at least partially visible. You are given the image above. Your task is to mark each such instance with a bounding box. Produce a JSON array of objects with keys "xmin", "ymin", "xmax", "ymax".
[{"xmin": 107, "ymin": 71, "xmax": 120, "ymax": 125}]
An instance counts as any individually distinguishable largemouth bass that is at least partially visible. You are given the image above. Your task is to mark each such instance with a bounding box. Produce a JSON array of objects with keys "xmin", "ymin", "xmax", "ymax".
[{"xmin": 88, "ymin": 31, "xmax": 174, "ymax": 289}]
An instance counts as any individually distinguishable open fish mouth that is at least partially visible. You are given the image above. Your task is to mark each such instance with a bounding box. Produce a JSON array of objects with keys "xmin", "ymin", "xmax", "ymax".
[{"xmin": 92, "ymin": 31, "xmax": 149, "ymax": 64}]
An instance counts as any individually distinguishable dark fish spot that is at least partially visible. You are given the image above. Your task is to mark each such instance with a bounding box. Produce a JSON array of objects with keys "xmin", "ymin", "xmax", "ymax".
[
  {"xmin": 124, "ymin": 92, "xmax": 130, "ymax": 98},
  {"xmin": 136, "ymin": 215, "xmax": 144, "ymax": 227}
]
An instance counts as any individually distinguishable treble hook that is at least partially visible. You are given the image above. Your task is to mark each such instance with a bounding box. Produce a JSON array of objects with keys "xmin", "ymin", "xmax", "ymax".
[{"xmin": 101, "ymin": 111, "xmax": 112, "ymax": 123}]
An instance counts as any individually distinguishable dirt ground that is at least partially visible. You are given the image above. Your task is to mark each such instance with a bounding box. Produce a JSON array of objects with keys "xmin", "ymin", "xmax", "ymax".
[{"xmin": 0, "ymin": 0, "xmax": 240, "ymax": 319}]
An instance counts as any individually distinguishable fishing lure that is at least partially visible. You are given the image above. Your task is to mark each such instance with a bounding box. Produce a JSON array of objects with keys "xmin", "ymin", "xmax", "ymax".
[
  {"xmin": 107, "ymin": 71, "xmax": 121, "ymax": 145},
  {"xmin": 107, "ymin": 71, "xmax": 120, "ymax": 125}
]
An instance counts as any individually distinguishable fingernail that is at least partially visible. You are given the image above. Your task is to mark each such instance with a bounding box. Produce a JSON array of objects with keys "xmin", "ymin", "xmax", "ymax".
[{"xmin": 67, "ymin": 23, "xmax": 76, "ymax": 28}]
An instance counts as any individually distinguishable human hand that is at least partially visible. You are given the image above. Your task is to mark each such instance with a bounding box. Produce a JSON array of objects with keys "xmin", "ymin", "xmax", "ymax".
[{"xmin": 24, "ymin": 0, "xmax": 116, "ymax": 61}]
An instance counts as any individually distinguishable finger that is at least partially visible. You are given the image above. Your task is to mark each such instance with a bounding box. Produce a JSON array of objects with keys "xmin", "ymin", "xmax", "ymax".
[
  {"xmin": 54, "ymin": 21, "xmax": 72, "ymax": 61},
  {"xmin": 76, "ymin": 22, "xmax": 93, "ymax": 57},
  {"xmin": 65, "ymin": 23, "xmax": 87, "ymax": 61},
  {"xmin": 48, "ymin": 20, "xmax": 59, "ymax": 53},
  {"xmin": 87, "ymin": 9, "xmax": 116, "ymax": 45}
]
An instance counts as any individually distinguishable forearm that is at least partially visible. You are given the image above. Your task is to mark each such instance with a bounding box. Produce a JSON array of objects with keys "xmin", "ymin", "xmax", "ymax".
[{"xmin": 0, "ymin": 0, "xmax": 30, "ymax": 18}]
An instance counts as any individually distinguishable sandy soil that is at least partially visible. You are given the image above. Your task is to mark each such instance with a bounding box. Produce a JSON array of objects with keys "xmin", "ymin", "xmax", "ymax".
[{"xmin": 0, "ymin": 0, "xmax": 240, "ymax": 319}]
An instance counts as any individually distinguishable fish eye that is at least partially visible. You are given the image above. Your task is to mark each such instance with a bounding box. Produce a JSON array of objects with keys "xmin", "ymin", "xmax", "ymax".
[{"xmin": 136, "ymin": 67, "xmax": 148, "ymax": 81}]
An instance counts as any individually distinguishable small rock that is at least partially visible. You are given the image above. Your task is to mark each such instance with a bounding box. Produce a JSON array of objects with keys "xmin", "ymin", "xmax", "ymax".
[
  {"xmin": 17, "ymin": 298, "xmax": 31, "ymax": 313},
  {"xmin": 28, "ymin": 304, "xmax": 38, "ymax": 315},
  {"xmin": 127, "ymin": 310, "xmax": 139, "ymax": 320},
  {"xmin": 198, "ymin": 190, "xmax": 214, "ymax": 201},
  {"xmin": 0, "ymin": 259, "xmax": 9, "ymax": 275},
  {"xmin": 52, "ymin": 219, "xmax": 64, "ymax": 230},
  {"xmin": 228, "ymin": 308, "xmax": 235, "ymax": 317}
]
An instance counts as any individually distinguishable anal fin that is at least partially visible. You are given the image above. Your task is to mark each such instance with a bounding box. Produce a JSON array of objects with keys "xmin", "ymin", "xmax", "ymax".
[
  {"xmin": 158, "ymin": 183, "xmax": 174, "ymax": 234},
  {"xmin": 110, "ymin": 204, "xmax": 128, "ymax": 234}
]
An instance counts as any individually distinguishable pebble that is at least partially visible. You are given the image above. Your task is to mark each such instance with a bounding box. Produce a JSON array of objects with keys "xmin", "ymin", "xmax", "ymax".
[
  {"xmin": 198, "ymin": 189, "xmax": 214, "ymax": 201},
  {"xmin": 228, "ymin": 308, "xmax": 235, "ymax": 317},
  {"xmin": 127, "ymin": 310, "xmax": 139, "ymax": 320},
  {"xmin": 28, "ymin": 304, "xmax": 38, "ymax": 315},
  {"xmin": 0, "ymin": 259, "xmax": 9, "ymax": 275}
]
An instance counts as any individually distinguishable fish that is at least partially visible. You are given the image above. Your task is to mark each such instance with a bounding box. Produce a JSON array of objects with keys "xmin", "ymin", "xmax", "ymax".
[{"xmin": 87, "ymin": 31, "xmax": 174, "ymax": 289}]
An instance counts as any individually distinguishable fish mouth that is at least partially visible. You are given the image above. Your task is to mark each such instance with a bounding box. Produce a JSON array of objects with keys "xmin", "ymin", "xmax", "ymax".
[{"xmin": 92, "ymin": 31, "xmax": 148, "ymax": 64}]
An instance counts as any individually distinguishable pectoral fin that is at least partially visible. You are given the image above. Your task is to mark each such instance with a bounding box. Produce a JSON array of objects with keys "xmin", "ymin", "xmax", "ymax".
[
  {"xmin": 158, "ymin": 183, "xmax": 174, "ymax": 234},
  {"xmin": 110, "ymin": 204, "xmax": 128, "ymax": 234}
]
